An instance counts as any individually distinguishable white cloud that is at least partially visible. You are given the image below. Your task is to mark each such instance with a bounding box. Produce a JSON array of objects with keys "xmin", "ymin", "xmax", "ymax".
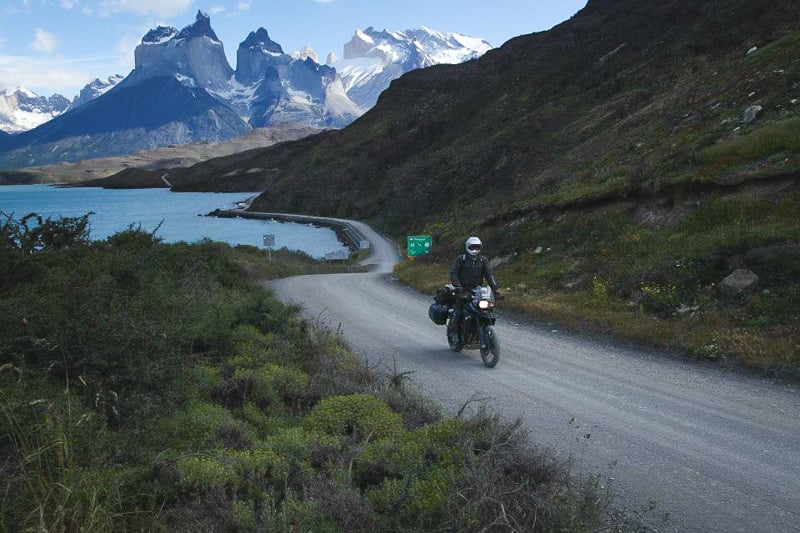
[
  {"xmin": 0, "ymin": 53, "xmax": 104, "ymax": 95},
  {"xmin": 237, "ymin": 1, "xmax": 251, "ymax": 11},
  {"xmin": 61, "ymin": 0, "xmax": 79, "ymax": 8},
  {"xmin": 210, "ymin": 5, "xmax": 225, "ymax": 15},
  {"xmin": 30, "ymin": 29, "xmax": 58, "ymax": 53},
  {"xmin": 313, "ymin": 0, "xmax": 337, "ymax": 4}
]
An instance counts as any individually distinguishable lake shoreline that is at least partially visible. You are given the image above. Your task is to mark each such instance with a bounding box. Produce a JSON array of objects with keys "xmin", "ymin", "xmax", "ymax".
[{"xmin": 208, "ymin": 208, "xmax": 369, "ymax": 259}]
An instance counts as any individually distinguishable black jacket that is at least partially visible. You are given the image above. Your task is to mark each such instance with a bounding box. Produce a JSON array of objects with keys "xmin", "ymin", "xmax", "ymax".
[{"xmin": 450, "ymin": 253, "xmax": 498, "ymax": 291}]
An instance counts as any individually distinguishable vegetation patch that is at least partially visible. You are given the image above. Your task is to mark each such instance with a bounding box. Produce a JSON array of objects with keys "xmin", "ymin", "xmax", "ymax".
[
  {"xmin": 698, "ymin": 118, "xmax": 800, "ymax": 166},
  {"xmin": 0, "ymin": 213, "xmax": 634, "ymax": 532},
  {"xmin": 397, "ymin": 189, "xmax": 800, "ymax": 377}
]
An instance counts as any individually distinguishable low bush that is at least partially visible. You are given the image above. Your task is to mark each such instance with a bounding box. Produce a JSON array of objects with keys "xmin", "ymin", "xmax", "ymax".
[
  {"xmin": 159, "ymin": 402, "xmax": 234, "ymax": 452},
  {"xmin": 175, "ymin": 456, "xmax": 238, "ymax": 493},
  {"xmin": 233, "ymin": 364, "xmax": 309, "ymax": 409},
  {"xmin": 303, "ymin": 394, "xmax": 404, "ymax": 441}
]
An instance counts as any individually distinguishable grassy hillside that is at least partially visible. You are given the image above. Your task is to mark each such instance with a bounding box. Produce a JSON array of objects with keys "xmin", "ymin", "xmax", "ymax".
[
  {"xmin": 1, "ymin": 214, "xmax": 645, "ymax": 532},
  {"xmin": 95, "ymin": 0, "xmax": 800, "ymax": 375}
]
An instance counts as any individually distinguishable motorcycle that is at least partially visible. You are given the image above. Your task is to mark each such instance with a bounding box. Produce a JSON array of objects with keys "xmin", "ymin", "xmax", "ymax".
[{"xmin": 429, "ymin": 284, "xmax": 500, "ymax": 367}]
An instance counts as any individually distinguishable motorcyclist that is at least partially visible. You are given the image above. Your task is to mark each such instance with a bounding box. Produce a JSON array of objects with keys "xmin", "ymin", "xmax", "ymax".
[{"xmin": 449, "ymin": 236, "xmax": 499, "ymax": 334}]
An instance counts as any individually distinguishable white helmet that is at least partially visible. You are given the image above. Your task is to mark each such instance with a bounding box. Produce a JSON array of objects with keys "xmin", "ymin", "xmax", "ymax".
[{"xmin": 465, "ymin": 236, "xmax": 482, "ymax": 256}]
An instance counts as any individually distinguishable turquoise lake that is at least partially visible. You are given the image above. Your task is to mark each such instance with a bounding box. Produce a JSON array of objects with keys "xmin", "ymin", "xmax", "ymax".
[{"xmin": 0, "ymin": 185, "xmax": 349, "ymax": 259}]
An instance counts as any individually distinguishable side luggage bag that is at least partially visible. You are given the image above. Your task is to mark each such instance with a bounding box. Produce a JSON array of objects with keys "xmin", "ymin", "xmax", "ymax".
[
  {"xmin": 429, "ymin": 284, "xmax": 456, "ymax": 326},
  {"xmin": 428, "ymin": 302, "xmax": 448, "ymax": 325}
]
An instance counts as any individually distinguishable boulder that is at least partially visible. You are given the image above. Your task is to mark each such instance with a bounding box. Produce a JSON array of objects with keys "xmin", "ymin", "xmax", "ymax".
[
  {"xmin": 742, "ymin": 105, "xmax": 763, "ymax": 125},
  {"xmin": 719, "ymin": 269, "xmax": 759, "ymax": 297}
]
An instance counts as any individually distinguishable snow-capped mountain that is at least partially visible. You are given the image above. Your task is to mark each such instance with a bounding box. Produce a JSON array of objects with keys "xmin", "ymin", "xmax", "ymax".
[
  {"xmin": 0, "ymin": 87, "xmax": 70, "ymax": 133},
  {"xmin": 69, "ymin": 75, "xmax": 125, "ymax": 110},
  {"xmin": 221, "ymin": 27, "xmax": 361, "ymax": 128},
  {"xmin": 130, "ymin": 12, "xmax": 234, "ymax": 93},
  {"xmin": 0, "ymin": 12, "xmax": 251, "ymax": 168},
  {"xmin": 0, "ymin": 76, "xmax": 124, "ymax": 133},
  {"xmin": 0, "ymin": 12, "xmax": 491, "ymax": 168},
  {"xmin": 331, "ymin": 26, "xmax": 493, "ymax": 109}
]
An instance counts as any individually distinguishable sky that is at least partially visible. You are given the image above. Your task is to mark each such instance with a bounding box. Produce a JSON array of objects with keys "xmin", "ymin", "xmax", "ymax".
[{"xmin": 0, "ymin": 0, "xmax": 588, "ymax": 99}]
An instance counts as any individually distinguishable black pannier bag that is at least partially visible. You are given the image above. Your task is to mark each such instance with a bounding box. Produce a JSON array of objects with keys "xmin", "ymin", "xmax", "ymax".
[
  {"xmin": 429, "ymin": 284, "xmax": 456, "ymax": 326},
  {"xmin": 434, "ymin": 285, "xmax": 457, "ymax": 306},
  {"xmin": 428, "ymin": 302, "xmax": 448, "ymax": 325}
]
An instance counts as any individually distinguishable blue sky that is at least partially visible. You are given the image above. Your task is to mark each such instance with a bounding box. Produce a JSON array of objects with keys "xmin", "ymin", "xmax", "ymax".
[{"xmin": 0, "ymin": 0, "xmax": 588, "ymax": 98}]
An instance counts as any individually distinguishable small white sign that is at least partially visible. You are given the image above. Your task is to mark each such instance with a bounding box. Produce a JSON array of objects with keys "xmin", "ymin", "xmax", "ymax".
[{"xmin": 324, "ymin": 251, "xmax": 349, "ymax": 261}]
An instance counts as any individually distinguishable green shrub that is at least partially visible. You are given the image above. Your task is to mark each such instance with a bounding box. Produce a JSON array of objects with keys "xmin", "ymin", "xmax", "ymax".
[
  {"xmin": 356, "ymin": 419, "xmax": 467, "ymax": 488},
  {"xmin": 354, "ymin": 419, "xmax": 471, "ymax": 528},
  {"xmin": 262, "ymin": 493, "xmax": 342, "ymax": 533},
  {"xmin": 159, "ymin": 402, "xmax": 233, "ymax": 452},
  {"xmin": 240, "ymin": 401, "xmax": 292, "ymax": 436},
  {"xmin": 175, "ymin": 456, "xmax": 237, "ymax": 492},
  {"xmin": 233, "ymin": 364, "xmax": 309, "ymax": 408},
  {"xmin": 366, "ymin": 462, "xmax": 462, "ymax": 527},
  {"xmin": 233, "ymin": 499, "xmax": 258, "ymax": 531},
  {"xmin": 640, "ymin": 281, "xmax": 683, "ymax": 317},
  {"xmin": 364, "ymin": 477, "xmax": 405, "ymax": 515},
  {"xmin": 0, "ymin": 212, "xmax": 91, "ymax": 255},
  {"xmin": 267, "ymin": 427, "xmax": 339, "ymax": 469},
  {"xmin": 229, "ymin": 324, "xmax": 279, "ymax": 365},
  {"xmin": 404, "ymin": 463, "xmax": 462, "ymax": 519},
  {"xmin": 228, "ymin": 447, "xmax": 288, "ymax": 494},
  {"xmin": 232, "ymin": 290, "xmax": 291, "ymax": 337},
  {"xmin": 189, "ymin": 365, "xmax": 223, "ymax": 399},
  {"xmin": 303, "ymin": 394, "xmax": 403, "ymax": 441}
]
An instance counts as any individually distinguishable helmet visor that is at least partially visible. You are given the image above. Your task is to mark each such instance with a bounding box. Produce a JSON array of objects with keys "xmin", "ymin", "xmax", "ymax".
[{"xmin": 467, "ymin": 243, "xmax": 482, "ymax": 252}]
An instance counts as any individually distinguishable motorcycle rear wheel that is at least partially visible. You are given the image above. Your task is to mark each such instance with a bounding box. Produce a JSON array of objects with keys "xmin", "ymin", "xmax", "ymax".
[{"xmin": 480, "ymin": 325, "xmax": 500, "ymax": 368}]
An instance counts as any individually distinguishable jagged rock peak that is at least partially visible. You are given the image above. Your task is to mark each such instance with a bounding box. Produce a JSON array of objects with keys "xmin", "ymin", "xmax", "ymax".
[
  {"xmin": 326, "ymin": 52, "xmax": 339, "ymax": 65},
  {"xmin": 70, "ymin": 75, "xmax": 123, "ymax": 109},
  {"xmin": 241, "ymin": 28, "xmax": 283, "ymax": 54},
  {"xmin": 177, "ymin": 10, "xmax": 221, "ymax": 42},
  {"xmin": 292, "ymin": 46, "xmax": 319, "ymax": 64},
  {"xmin": 133, "ymin": 10, "xmax": 232, "ymax": 91},
  {"xmin": 142, "ymin": 25, "xmax": 178, "ymax": 45},
  {"xmin": 140, "ymin": 11, "xmax": 220, "ymax": 46}
]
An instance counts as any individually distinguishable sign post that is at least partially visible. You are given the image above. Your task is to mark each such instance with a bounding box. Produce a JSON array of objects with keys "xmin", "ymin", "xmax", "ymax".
[
  {"xmin": 406, "ymin": 235, "xmax": 432, "ymax": 258},
  {"xmin": 263, "ymin": 234, "xmax": 275, "ymax": 261}
]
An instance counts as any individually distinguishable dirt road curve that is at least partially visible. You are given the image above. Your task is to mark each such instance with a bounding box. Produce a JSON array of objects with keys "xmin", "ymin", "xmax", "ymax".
[{"xmin": 271, "ymin": 219, "xmax": 800, "ymax": 533}]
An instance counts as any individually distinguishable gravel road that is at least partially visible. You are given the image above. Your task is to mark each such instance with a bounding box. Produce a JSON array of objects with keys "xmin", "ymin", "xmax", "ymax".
[{"xmin": 271, "ymin": 219, "xmax": 800, "ymax": 533}]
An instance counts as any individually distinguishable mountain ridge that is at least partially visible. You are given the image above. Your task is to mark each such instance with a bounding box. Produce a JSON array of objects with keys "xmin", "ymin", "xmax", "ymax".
[{"xmin": 0, "ymin": 12, "xmax": 491, "ymax": 170}]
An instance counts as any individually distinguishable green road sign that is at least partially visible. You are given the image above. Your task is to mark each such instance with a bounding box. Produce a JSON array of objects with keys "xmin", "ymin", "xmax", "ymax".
[{"xmin": 407, "ymin": 235, "xmax": 432, "ymax": 257}]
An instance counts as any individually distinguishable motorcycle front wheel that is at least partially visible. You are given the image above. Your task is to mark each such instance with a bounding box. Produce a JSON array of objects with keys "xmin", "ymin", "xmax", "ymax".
[
  {"xmin": 447, "ymin": 321, "xmax": 463, "ymax": 352},
  {"xmin": 480, "ymin": 325, "xmax": 500, "ymax": 368}
]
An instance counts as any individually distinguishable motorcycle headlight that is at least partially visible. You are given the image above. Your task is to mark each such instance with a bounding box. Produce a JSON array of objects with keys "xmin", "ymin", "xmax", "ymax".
[{"xmin": 478, "ymin": 299, "xmax": 492, "ymax": 310}]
